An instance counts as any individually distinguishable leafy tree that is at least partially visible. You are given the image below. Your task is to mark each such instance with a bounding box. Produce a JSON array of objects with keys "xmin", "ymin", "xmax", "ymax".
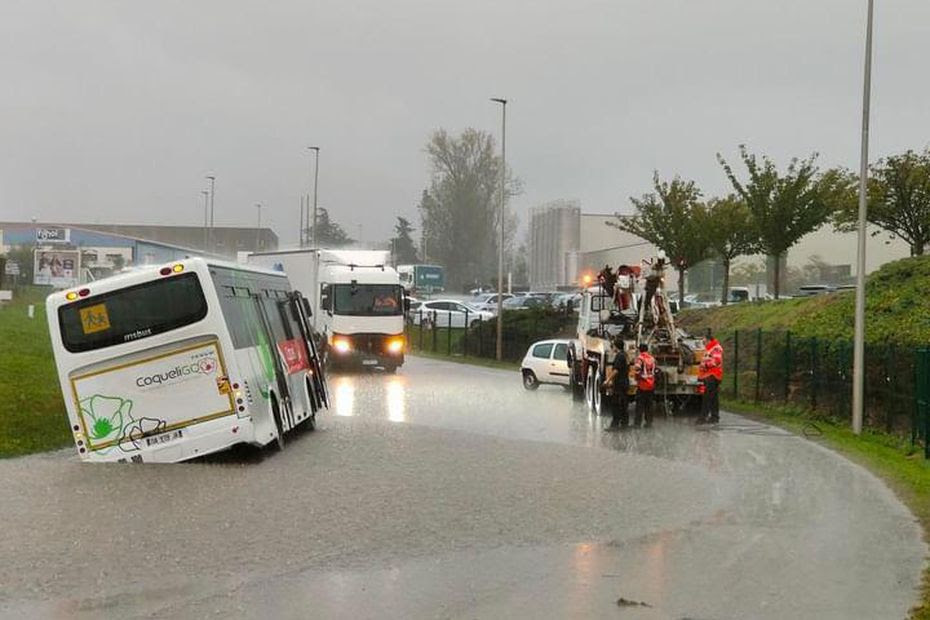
[
  {"xmin": 704, "ymin": 195, "xmax": 760, "ymax": 304},
  {"xmin": 390, "ymin": 216, "xmax": 419, "ymax": 264},
  {"xmin": 717, "ymin": 146, "xmax": 840, "ymax": 298},
  {"xmin": 310, "ymin": 207, "xmax": 354, "ymax": 247},
  {"xmin": 835, "ymin": 149, "xmax": 930, "ymax": 256},
  {"xmin": 4, "ymin": 245, "xmax": 35, "ymax": 284},
  {"xmin": 610, "ymin": 172, "xmax": 710, "ymax": 303},
  {"xmin": 418, "ymin": 128, "xmax": 520, "ymax": 289}
]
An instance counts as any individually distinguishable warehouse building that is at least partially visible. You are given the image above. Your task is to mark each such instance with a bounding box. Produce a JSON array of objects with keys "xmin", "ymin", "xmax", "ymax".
[{"xmin": 0, "ymin": 222, "xmax": 277, "ymax": 289}]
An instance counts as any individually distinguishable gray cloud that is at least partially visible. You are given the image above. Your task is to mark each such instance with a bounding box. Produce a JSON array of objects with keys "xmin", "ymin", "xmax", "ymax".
[{"xmin": 1, "ymin": 0, "xmax": 928, "ymax": 245}]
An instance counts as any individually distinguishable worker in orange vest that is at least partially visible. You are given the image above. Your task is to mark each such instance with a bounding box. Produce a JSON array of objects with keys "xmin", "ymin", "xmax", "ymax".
[
  {"xmin": 697, "ymin": 330, "xmax": 724, "ymax": 424},
  {"xmin": 633, "ymin": 343, "xmax": 657, "ymax": 428}
]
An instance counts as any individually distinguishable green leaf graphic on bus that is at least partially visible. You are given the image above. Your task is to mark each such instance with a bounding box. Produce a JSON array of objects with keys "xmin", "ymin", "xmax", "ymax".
[{"xmin": 80, "ymin": 395, "xmax": 133, "ymax": 442}]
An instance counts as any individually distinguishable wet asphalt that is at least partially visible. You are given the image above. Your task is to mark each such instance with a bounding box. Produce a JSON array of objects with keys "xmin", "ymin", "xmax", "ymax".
[{"xmin": 0, "ymin": 355, "xmax": 924, "ymax": 619}]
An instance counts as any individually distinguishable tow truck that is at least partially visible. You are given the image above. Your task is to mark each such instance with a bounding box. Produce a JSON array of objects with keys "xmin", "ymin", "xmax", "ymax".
[{"xmin": 567, "ymin": 256, "xmax": 706, "ymax": 417}]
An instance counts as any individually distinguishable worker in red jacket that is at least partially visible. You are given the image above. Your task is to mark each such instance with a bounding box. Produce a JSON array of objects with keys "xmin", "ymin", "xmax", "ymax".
[
  {"xmin": 697, "ymin": 330, "xmax": 724, "ymax": 424},
  {"xmin": 633, "ymin": 343, "xmax": 657, "ymax": 428}
]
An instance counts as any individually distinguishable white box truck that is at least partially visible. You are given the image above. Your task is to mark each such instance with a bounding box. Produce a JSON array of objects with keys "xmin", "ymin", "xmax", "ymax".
[{"xmin": 246, "ymin": 249, "xmax": 407, "ymax": 372}]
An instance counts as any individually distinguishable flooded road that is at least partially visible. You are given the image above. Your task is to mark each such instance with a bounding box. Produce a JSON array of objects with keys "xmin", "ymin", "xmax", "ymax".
[{"xmin": 0, "ymin": 356, "xmax": 924, "ymax": 619}]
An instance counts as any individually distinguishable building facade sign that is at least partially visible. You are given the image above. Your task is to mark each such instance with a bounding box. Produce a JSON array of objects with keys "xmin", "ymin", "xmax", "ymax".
[{"xmin": 35, "ymin": 227, "xmax": 71, "ymax": 243}]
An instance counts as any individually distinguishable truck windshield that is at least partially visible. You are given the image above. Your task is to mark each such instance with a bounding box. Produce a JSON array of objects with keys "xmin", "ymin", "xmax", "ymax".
[
  {"xmin": 333, "ymin": 284, "xmax": 403, "ymax": 316},
  {"xmin": 58, "ymin": 273, "xmax": 208, "ymax": 353}
]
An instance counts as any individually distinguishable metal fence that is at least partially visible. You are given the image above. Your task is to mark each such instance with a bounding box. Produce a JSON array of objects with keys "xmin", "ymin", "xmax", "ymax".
[
  {"xmin": 723, "ymin": 329, "xmax": 930, "ymax": 456},
  {"xmin": 405, "ymin": 308, "xmax": 574, "ymax": 363}
]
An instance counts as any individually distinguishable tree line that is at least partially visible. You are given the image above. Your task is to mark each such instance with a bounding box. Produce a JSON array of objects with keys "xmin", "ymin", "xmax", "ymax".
[{"xmin": 614, "ymin": 146, "xmax": 930, "ymax": 302}]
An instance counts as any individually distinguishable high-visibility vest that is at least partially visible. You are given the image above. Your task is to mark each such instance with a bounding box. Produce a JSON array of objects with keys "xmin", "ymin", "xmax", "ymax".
[
  {"xmin": 634, "ymin": 352, "xmax": 656, "ymax": 391},
  {"xmin": 699, "ymin": 339, "xmax": 724, "ymax": 381}
]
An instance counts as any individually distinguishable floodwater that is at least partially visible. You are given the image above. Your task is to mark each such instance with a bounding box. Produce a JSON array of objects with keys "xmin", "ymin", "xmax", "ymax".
[{"xmin": 0, "ymin": 356, "xmax": 923, "ymax": 619}]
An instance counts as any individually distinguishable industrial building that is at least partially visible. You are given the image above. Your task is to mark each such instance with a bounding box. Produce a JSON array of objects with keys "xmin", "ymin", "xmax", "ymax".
[{"xmin": 526, "ymin": 201, "xmax": 910, "ymax": 294}]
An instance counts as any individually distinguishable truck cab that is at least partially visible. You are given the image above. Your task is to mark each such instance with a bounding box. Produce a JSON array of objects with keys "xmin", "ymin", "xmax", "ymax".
[
  {"xmin": 245, "ymin": 249, "xmax": 407, "ymax": 372},
  {"xmin": 317, "ymin": 262, "xmax": 406, "ymax": 371}
]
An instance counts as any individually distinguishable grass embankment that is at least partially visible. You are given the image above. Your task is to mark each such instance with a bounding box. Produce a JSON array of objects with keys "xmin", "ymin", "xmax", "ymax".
[
  {"xmin": 0, "ymin": 288, "xmax": 69, "ymax": 457},
  {"xmin": 678, "ymin": 255, "xmax": 930, "ymax": 345}
]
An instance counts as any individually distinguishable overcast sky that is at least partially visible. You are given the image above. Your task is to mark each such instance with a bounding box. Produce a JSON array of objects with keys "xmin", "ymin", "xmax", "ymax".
[{"xmin": 2, "ymin": 0, "xmax": 928, "ymax": 246}]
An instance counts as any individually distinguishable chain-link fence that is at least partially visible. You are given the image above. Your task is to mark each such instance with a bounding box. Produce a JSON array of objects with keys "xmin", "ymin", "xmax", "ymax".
[{"xmin": 723, "ymin": 329, "xmax": 930, "ymax": 456}]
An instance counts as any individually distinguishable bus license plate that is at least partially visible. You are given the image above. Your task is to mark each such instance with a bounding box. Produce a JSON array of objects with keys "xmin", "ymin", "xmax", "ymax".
[
  {"xmin": 362, "ymin": 359, "xmax": 378, "ymax": 366},
  {"xmin": 145, "ymin": 429, "xmax": 183, "ymax": 447}
]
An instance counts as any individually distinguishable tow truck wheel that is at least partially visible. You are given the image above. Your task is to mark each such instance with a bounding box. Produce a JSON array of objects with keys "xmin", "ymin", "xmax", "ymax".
[
  {"xmin": 571, "ymin": 372, "xmax": 585, "ymax": 401},
  {"xmin": 593, "ymin": 367, "xmax": 604, "ymax": 415},
  {"xmin": 584, "ymin": 366, "xmax": 596, "ymax": 410}
]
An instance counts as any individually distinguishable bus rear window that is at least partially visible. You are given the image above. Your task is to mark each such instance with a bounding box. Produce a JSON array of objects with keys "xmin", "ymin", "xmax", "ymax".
[{"xmin": 58, "ymin": 273, "xmax": 208, "ymax": 352}]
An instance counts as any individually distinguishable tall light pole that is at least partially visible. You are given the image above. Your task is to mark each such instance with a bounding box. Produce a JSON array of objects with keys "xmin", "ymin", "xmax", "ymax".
[
  {"xmin": 852, "ymin": 0, "xmax": 875, "ymax": 435},
  {"xmin": 491, "ymin": 98, "xmax": 507, "ymax": 361},
  {"xmin": 205, "ymin": 175, "xmax": 216, "ymax": 253},
  {"xmin": 299, "ymin": 195, "xmax": 305, "ymax": 247},
  {"xmin": 308, "ymin": 147, "xmax": 320, "ymax": 248},
  {"xmin": 201, "ymin": 190, "xmax": 209, "ymax": 251},
  {"xmin": 255, "ymin": 203, "xmax": 262, "ymax": 250}
]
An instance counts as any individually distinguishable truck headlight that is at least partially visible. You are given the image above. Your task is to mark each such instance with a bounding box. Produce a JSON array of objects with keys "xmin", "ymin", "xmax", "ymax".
[
  {"xmin": 332, "ymin": 337, "xmax": 352, "ymax": 354},
  {"xmin": 387, "ymin": 336, "xmax": 405, "ymax": 354}
]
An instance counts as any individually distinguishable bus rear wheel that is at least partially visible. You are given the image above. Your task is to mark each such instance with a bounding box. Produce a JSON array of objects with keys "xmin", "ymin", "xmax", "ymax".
[{"xmin": 270, "ymin": 394, "xmax": 285, "ymax": 451}]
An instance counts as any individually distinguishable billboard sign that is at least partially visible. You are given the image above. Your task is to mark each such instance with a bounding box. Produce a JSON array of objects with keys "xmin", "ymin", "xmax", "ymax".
[
  {"xmin": 34, "ymin": 249, "xmax": 80, "ymax": 288},
  {"xmin": 4, "ymin": 260, "xmax": 20, "ymax": 276},
  {"xmin": 35, "ymin": 227, "xmax": 71, "ymax": 243}
]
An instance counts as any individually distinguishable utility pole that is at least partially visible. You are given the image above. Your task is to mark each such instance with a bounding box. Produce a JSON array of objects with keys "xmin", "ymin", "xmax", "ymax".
[
  {"xmin": 308, "ymin": 147, "xmax": 320, "ymax": 248},
  {"xmin": 852, "ymin": 0, "xmax": 875, "ymax": 435},
  {"xmin": 201, "ymin": 190, "xmax": 209, "ymax": 251},
  {"xmin": 205, "ymin": 175, "xmax": 216, "ymax": 253},
  {"xmin": 255, "ymin": 203, "xmax": 262, "ymax": 250},
  {"xmin": 491, "ymin": 98, "xmax": 507, "ymax": 361}
]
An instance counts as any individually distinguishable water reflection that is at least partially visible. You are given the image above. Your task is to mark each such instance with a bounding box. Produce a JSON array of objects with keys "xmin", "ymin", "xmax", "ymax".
[
  {"xmin": 386, "ymin": 376, "xmax": 406, "ymax": 423},
  {"xmin": 333, "ymin": 376, "xmax": 355, "ymax": 417}
]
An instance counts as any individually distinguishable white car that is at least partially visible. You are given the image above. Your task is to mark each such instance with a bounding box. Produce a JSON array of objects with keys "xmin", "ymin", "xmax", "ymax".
[
  {"xmin": 520, "ymin": 339, "xmax": 572, "ymax": 390},
  {"xmin": 411, "ymin": 299, "xmax": 494, "ymax": 328},
  {"xmin": 503, "ymin": 296, "xmax": 547, "ymax": 311},
  {"xmin": 471, "ymin": 293, "xmax": 514, "ymax": 313}
]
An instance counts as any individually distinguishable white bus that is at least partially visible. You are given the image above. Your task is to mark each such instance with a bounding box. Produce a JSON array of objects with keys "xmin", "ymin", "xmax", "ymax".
[{"xmin": 46, "ymin": 258, "xmax": 328, "ymax": 463}]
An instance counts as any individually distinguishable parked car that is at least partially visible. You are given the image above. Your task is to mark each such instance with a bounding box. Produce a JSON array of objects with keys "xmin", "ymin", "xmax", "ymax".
[
  {"xmin": 521, "ymin": 339, "xmax": 572, "ymax": 390},
  {"xmin": 502, "ymin": 296, "xmax": 547, "ymax": 311},
  {"xmin": 551, "ymin": 292, "xmax": 581, "ymax": 311},
  {"xmin": 411, "ymin": 299, "xmax": 494, "ymax": 327},
  {"xmin": 470, "ymin": 293, "xmax": 514, "ymax": 313},
  {"xmin": 797, "ymin": 284, "xmax": 835, "ymax": 296}
]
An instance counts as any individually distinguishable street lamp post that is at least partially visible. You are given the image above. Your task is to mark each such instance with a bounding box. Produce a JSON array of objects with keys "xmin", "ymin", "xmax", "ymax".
[
  {"xmin": 852, "ymin": 0, "xmax": 875, "ymax": 435},
  {"xmin": 308, "ymin": 147, "xmax": 320, "ymax": 248},
  {"xmin": 490, "ymin": 97, "xmax": 507, "ymax": 361},
  {"xmin": 255, "ymin": 203, "xmax": 262, "ymax": 250},
  {"xmin": 205, "ymin": 175, "xmax": 216, "ymax": 253}
]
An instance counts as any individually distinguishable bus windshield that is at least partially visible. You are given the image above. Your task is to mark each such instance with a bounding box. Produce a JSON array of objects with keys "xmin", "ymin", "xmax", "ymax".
[
  {"xmin": 333, "ymin": 284, "xmax": 403, "ymax": 316},
  {"xmin": 58, "ymin": 273, "xmax": 208, "ymax": 352}
]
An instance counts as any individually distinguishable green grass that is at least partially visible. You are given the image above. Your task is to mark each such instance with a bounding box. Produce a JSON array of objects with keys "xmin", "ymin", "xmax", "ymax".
[
  {"xmin": 409, "ymin": 349, "xmax": 520, "ymax": 371},
  {"xmin": 0, "ymin": 287, "xmax": 70, "ymax": 457},
  {"xmin": 678, "ymin": 255, "xmax": 930, "ymax": 345},
  {"xmin": 722, "ymin": 398, "xmax": 930, "ymax": 619}
]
